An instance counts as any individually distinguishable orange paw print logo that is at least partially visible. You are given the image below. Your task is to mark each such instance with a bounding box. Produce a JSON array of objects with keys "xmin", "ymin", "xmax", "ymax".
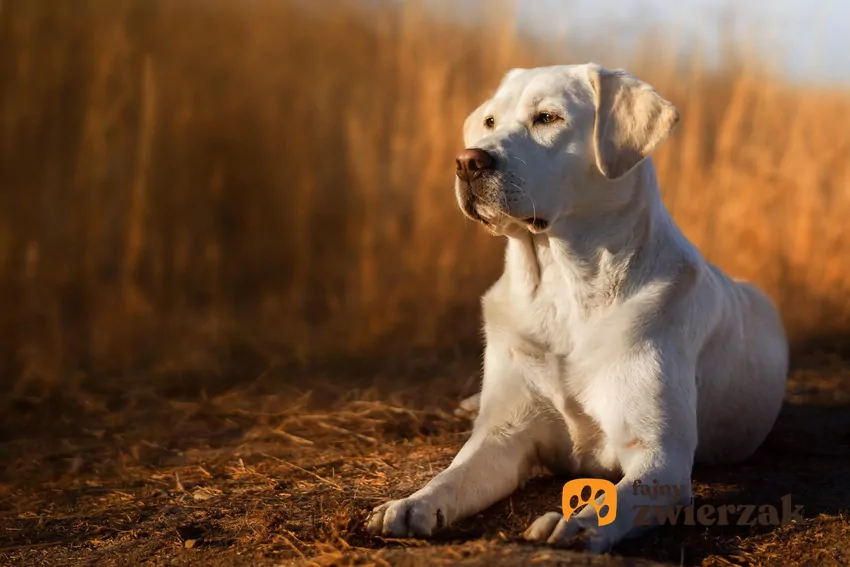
[{"xmin": 562, "ymin": 479, "xmax": 618, "ymax": 526}]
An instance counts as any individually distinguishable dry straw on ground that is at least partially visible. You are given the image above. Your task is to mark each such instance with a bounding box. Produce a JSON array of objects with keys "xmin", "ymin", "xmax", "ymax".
[{"xmin": 2, "ymin": 342, "xmax": 850, "ymax": 566}]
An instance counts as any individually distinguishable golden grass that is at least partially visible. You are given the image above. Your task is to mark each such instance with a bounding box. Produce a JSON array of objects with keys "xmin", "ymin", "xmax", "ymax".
[{"xmin": 2, "ymin": 0, "xmax": 850, "ymax": 390}]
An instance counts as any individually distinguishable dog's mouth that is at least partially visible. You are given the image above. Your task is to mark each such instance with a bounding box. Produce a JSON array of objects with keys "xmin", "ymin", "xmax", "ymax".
[
  {"xmin": 522, "ymin": 217, "xmax": 549, "ymax": 232},
  {"xmin": 457, "ymin": 183, "xmax": 548, "ymax": 233},
  {"xmin": 465, "ymin": 206, "xmax": 549, "ymax": 234}
]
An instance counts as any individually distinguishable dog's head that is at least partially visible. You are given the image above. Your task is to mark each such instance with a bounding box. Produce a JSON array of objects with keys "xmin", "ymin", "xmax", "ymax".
[{"xmin": 455, "ymin": 64, "xmax": 679, "ymax": 234}]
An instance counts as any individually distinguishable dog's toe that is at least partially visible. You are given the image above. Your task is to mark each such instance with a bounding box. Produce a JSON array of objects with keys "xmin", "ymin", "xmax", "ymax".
[
  {"xmin": 545, "ymin": 515, "xmax": 583, "ymax": 547},
  {"xmin": 524, "ymin": 512, "xmax": 614, "ymax": 553},
  {"xmin": 366, "ymin": 498, "xmax": 440, "ymax": 538},
  {"xmin": 523, "ymin": 511, "xmax": 563, "ymax": 542},
  {"xmin": 365, "ymin": 502, "xmax": 391, "ymax": 535}
]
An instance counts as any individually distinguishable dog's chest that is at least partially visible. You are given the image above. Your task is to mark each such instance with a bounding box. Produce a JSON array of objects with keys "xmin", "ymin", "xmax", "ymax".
[
  {"xmin": 483, "ymin": 260, "xmax": 609, "ymax": 402},
  {"xmin": 485, "ymin": 279, "xmax": 571, "ymax": 356},
  {"xmin": 486, "ymin": 249, "xmax": 605, "ymax": 356},
  {"xmin": 482, "ymin": 251, "xmax": 628, "ymax": 474},
  {"xmin": 484, "ymin": 282, "xmax": 623, "ymax": 474}
]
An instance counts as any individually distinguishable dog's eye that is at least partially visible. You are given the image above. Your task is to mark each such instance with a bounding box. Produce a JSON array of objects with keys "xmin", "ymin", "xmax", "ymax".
[
  {"xmin": 534, "ymin": 112, "xmax": 560, "ymax": 125},
  {"xmin": 484, "ymin": 116, "xmax": 495, "ymax": 129}
]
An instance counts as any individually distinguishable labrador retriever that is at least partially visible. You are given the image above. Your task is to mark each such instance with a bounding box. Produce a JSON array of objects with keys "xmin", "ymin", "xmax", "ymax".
[{"xmin": 366, "ymin": 63, "xmax": 788, "ymax": 552}]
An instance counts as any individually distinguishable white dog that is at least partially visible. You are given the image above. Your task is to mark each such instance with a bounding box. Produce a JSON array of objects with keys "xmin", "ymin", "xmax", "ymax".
[{"xmin": 366, "ymin": 63, "xmax": 788, "ymax": 552}]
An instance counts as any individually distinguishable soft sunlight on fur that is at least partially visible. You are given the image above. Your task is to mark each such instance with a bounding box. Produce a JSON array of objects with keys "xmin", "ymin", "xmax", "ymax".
[{"xmin": 367, "ymin": 64, "xmax": 789, "ymax": 551}]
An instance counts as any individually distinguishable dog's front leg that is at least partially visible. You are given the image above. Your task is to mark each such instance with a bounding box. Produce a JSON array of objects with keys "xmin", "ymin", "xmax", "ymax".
[
  {"xmin": 367, "ymin": 344, "xmax": 551, "ymax": 538},
  {"xmin": 524, "ymin": 343, "xmax": 698, "ymax": 552}
]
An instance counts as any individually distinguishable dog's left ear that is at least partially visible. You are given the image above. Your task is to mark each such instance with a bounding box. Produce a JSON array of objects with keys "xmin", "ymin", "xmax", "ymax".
[{"xmin": 587, "ymin": 65, "xmax": 679, "ymax": 180}]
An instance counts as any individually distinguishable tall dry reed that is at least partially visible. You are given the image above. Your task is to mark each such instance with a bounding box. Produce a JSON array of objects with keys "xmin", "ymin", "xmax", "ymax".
[{"xmin": 2, "ymin": 0, "xmax": 849, "ymax": 392}]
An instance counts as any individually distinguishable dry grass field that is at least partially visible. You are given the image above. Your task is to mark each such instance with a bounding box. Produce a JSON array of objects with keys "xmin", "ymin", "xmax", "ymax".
[{"xmin": 2, "ymin": 1, "xmax": 850, "ymax": 565}]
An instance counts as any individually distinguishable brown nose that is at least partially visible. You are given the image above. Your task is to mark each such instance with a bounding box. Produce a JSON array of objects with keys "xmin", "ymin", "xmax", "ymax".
[{"xmin": 456, "ymin": 148, "xmax": 495, "ymax": 183}]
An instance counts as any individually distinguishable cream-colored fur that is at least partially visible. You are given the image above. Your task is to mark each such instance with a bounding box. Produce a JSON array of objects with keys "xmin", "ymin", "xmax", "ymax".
[{"xmin": 366, "ymin": 63, "xmax": 788, "ymax": 552}]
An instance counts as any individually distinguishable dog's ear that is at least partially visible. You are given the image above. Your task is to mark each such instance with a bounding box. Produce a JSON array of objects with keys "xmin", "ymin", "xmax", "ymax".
[
  {"xmin": 462, "ymin": 100, "xmax": 489, "ymax": 147},
  {"xmin": 587, "ymin": 65, "xmax": 679, "ymax": 180}
]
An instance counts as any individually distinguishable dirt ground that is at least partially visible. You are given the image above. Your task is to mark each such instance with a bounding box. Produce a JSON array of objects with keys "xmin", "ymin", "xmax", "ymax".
[{"xmin": 2, "ymin": 338, "xmax": 850, "ymax": 567}]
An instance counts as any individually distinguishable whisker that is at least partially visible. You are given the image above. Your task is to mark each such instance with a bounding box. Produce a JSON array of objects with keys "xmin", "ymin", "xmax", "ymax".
[
  {"xmin": 500, "ymin": 189, "xmax": 510, "ymax": 212},
  {"xmin": 508, "ymin": 154, "xmax": 528, "ymax": 165},
  {"xmin": 507, "ymin": 179, "xmax": 538, "ymax": 222}
]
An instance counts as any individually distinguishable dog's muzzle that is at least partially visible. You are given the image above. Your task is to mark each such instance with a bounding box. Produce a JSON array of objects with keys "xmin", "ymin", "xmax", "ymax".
[
  {"xmin": 455, "ymin": 147, "xmax": 496, "ymax": 222},
  {"xmin": 454, "ymin": 148, "xmax": 548, "ymax": 232}
]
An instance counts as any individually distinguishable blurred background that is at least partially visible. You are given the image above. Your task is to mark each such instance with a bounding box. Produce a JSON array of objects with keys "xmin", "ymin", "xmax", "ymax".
[{"xmin": 3, "ymin": 0, "xmax": 850, "ymax": 399}]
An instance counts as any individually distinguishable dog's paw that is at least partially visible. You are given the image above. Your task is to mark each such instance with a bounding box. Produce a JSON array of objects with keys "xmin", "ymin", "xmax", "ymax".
[
  {"xmin": 366, "ymin": 497, "xmax": 446, "ymax": 538},
  {"xmin": 454, "ymin": 393, "xmax": 481, "ymax": 417},
  {"xmin": 523, "ymin": 511, "xmax": 614, "ymax": 553}
]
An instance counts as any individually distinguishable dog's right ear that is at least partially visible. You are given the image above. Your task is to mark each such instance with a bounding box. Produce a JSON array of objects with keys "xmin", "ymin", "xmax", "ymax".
[
  {"xmin": 463, "ymin": 100, "xmax": 489, "ymax": 147},
  {"xmin": 587, "ymin": 64, "xmax": 679, "ymax": 180}
]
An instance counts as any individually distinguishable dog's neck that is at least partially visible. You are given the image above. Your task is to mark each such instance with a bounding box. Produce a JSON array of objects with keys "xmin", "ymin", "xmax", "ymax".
[{"xmin": 505, "ymin": 160, "xmax": 675, "ymax": 311}]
